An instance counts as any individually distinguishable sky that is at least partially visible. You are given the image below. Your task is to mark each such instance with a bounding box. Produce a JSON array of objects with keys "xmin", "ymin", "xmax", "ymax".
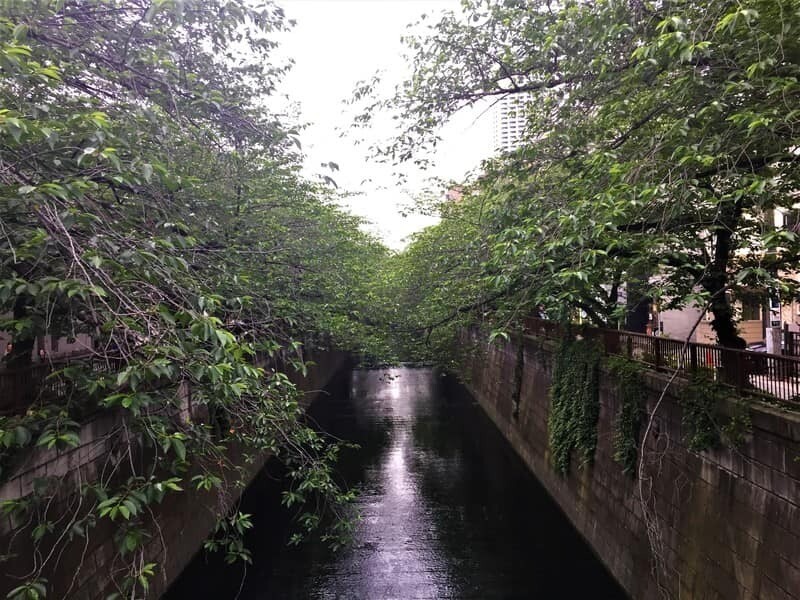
[{"xmin": 272, "ymin": 0, "xmax": 492, "ymax": 249}]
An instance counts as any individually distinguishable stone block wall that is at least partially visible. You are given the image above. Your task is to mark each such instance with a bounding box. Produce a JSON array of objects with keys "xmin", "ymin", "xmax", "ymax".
[
  {"xmin": 463, "ymin": 332, "xmax": 800, "ymax": 600},
  {"xmin": 0, "ymin": 348, "xmax": 349, "ymax": 599}
]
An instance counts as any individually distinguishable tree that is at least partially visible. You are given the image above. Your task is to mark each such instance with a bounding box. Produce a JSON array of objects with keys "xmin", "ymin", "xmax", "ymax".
[
  {"xmin": 387, "ymin": 200, "xmax": 487, "ymax": 361},
  {"xmin": 0, "ymin": 1, "xmax": 383, "ymax": 596},
  {"xmin": 360, "ymin": 0, "xmax": 800, "ymax": 349}
]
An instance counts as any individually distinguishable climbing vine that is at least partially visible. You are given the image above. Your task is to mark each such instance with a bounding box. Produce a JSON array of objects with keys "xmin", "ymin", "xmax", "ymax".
[
  {"xmin": 548, "ymin": 336, "xmax": 602, "ymax": 475},
  {"xmin": 607, "ymin": 357, "xmax": 645, "ymax": 477},
  {"xmin": 680, "ymin": 371, "xmax": 752, "ymax": 452}
]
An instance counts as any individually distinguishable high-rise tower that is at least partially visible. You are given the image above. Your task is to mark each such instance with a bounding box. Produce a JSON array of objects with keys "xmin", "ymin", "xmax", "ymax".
[{"xmin": 493, "ymin": 94, "xmax": 530, "ymax": 154}]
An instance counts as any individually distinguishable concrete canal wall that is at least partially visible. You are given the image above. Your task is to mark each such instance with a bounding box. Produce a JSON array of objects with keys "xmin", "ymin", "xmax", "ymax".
[
  {"xmin": 0, "ymin": 348, "xmax": 350, "ymax": 599},
  {"xmin": 463, "ymin": 332, "xmax": 800, "ymax": 600}
]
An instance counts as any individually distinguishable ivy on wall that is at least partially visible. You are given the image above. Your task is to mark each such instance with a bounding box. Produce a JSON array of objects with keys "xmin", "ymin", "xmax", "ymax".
[
  {"xmin": 607, "ymin": 357, "xmax": 645, "ymax": 477},
  {"xmin": 680, "ymin": 371, "xmax": 752, "ymax": 452},
  {"xmin": 548, "ymin": 336, "xmax": 602, "ymax": 475}
]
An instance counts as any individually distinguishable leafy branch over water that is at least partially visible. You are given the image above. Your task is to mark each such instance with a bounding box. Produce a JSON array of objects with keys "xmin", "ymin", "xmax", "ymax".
[
  {"xmin": 0, "ymin": 1, "xmax": 385, "ymax": 596},
  {"xmin": 356, "ymin": 0, "xmax": 800, "ymax": 359}
]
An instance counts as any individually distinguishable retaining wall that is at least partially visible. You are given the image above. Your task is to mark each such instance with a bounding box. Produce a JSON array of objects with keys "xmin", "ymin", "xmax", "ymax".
[
  {"xmin": 0, "ymin": 348, "xmax": 349, "ymax": 599},
  {"xmin": 463, "ymin": 332, "xmax": 800, "ymax": 599}
]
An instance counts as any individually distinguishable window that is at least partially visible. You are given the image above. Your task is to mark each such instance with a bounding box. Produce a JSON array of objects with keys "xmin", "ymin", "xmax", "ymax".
[
  {"xmin": 741, "ymin": 300, "xmax": 761, "ymax": 321},
  {"xmin": 784, "ymin": 209, "xmax": 800, "ymax": 233}
]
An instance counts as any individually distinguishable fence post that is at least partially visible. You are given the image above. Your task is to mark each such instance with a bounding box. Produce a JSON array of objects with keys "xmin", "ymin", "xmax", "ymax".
[
  {"xmin": 690, "ymin": 344, "xmax": 698, "ymax": 373},
  {"xmin": 603, "ymin": 330, "xmax": 618, "ymax": 355},
  {"xmin": 786, "ymin": 323, "xmax": 794, "ymax": 357},
  {"xmin": 626, "ymin": 336, "xmax": 633, "ymax": 358},
  {"xmin": 735, "ymin": 351, "xmax": 745, "ymax": 390},
  {"xmin": 654, "ymin": 337, "xmax": 661, "ymax": 370}
]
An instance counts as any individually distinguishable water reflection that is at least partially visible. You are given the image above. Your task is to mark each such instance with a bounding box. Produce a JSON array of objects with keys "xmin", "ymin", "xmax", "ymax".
[
  {"xmin": 326, "ymin": 369, "xmax": 455, "ymax": 598},
  {"xmin": 166, "ymin": 368, "xmax": 627, "ymax": 599}
]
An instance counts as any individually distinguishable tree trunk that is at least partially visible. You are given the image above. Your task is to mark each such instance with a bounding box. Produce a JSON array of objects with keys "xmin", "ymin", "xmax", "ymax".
[
  {"xmin": 624, "ymin": 267, "xmax": 651, "ymax": 333},
  {"xmin": 625, "ymin": 281, "xmax": 650, "ymax": 333},
  {"xmin": 707, "ymin": 283, "xmax": 745, "ymax": 349},
  {"xmin": 703, "ymin": 198, "xmax": 746, "ymax": 349}
]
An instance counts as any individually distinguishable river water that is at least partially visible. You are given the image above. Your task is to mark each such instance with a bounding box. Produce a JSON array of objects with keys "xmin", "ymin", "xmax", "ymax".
[{"xmin": 166, "ymin": 368, "xmax": 627, "ymax": 599}]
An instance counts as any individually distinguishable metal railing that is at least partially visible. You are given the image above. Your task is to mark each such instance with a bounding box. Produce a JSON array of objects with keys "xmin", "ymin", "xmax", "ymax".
[
  {"xmin": 0, "ymin": 352, "xmax": 119, "ymax": 416},
  {"xmin": 783, "ymin": 326, "xmax": 800, "ymax": 357},
  {"xmin": 0, "ymin": 335, "xmax": 330, "ymax": 417},
  {"xmin": 524, "ymin": 317, "xmax": 800, "ymax": 404}
]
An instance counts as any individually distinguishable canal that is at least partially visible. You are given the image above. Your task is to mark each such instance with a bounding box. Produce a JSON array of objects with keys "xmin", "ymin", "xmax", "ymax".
[{"xmin": 166, "ymin": 367, "xmax": 626, "ymax": 599}]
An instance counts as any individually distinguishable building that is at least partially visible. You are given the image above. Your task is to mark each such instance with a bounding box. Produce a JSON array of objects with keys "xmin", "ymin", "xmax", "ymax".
[
  {"xmin": 493, "ymin": 94, "xmax": 531, "ymax": 154},
  {"xmin": 640, "ymin": 204, "xmax": 800, "ymax": 349},
  {"xmin": 0, "ymin": 331, "xmax": 93, "ymax": 365},
  {"xmin": 444, "ymin": 185, "xmax": 463, "ymax": 203},
  {"xmin": 653, "ymin": 300, "xmax": 766, "ymax": 346}
]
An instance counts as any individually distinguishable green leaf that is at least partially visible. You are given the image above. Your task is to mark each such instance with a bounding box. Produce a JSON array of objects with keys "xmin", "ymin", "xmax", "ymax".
[{"xmin": 172, "ymin": 438, "xmax": 186, "ymax": 462}]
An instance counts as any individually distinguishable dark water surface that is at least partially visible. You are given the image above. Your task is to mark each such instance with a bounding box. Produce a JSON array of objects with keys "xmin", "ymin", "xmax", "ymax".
[{"xmin": 166, "ymin": 368, "xmax": 627, "ymax": 599}]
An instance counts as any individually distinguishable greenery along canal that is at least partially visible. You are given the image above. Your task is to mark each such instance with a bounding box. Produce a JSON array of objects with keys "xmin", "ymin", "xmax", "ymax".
[
  {"xmin": 166, "ymin": 368, "xmax": 626, "ymax": 599},
  {"xmin": 3, "ymin": 1, "xmax": 800, "ymax": 597}
]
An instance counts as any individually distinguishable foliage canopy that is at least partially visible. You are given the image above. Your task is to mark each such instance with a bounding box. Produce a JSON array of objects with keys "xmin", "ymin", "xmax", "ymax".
[
  {"xmin": 362, "ymin": 0, "xmax": 800, "ymax": 358},
  {"xmin": 0, "ymin": 1, "xmax": 386, "ymax": 596}
]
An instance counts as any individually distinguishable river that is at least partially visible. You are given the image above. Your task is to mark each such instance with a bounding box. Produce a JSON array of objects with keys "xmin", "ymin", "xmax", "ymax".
[{"xmin": 166, "ymin": 367, "xmax": 627, "ymax": 599}]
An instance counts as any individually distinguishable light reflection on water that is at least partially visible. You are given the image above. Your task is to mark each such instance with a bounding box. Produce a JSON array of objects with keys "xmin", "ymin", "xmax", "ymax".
[
  {"xmin": 322, "ymin": 369, "xmax": 454, "ymax": 599},
  {"xmin": 166, "ymin": 367, "xmax": 627, "ymax": 600}
]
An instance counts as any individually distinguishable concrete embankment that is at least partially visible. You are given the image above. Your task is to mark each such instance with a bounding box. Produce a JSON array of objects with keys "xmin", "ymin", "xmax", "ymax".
[
  {"xmin": 0, "ymin": 348, "xmax": 350, "ymax": 600},
  {"xmin": 463, "ymin": 332, "xmax": 800, "ymax": 600}
]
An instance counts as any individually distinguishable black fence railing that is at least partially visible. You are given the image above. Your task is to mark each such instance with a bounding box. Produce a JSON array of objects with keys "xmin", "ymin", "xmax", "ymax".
[
  {"xmin": 0, "ymin": 333, "xmax": 333, "ymax": 417},
  {"xmin": 524, "ymin": 317, "xmax": 800, "ymax": 404},
  {"xmin": 783, "ymin": 325, "xmax": 800, "ymax": 358},
  {"xmin": 0, "ymin": 352, "xmax": 122, "ymax": 416}
]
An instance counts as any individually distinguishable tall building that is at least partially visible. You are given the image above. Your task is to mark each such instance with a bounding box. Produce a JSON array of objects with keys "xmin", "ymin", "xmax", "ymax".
[{"xmin": 493, "ymin": 94, "xmax": 530, "ymax": 154}]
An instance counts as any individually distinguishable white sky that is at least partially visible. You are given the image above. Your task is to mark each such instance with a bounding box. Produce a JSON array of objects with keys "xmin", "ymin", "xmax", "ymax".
[{"xmin": 272, "ymin": 0, "xmax": 492, "ymax": 249}]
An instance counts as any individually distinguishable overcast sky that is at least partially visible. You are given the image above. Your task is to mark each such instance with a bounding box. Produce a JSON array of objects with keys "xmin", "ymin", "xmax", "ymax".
[{"xmin": 272, "ymin": 0, "xmax": 491, "ymax": 249}]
